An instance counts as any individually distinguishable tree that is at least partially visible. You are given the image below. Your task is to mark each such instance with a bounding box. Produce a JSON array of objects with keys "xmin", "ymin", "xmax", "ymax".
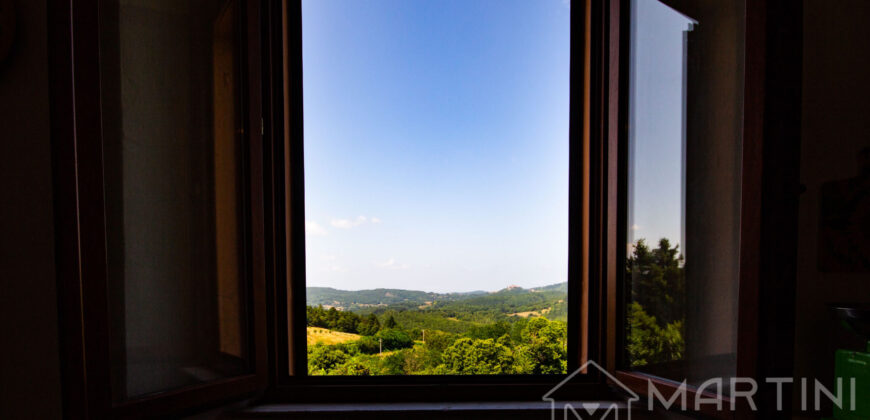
[
  {"xmin": 466, "ymin": 320, "xmax": 510, "ymax": 341},
  {"xmin": 626, "ymin": 302, "xmax": 684, "ymax": 367},
  {"xmin": 402, "ymin": 346, "xmax": 442, "ymax": 374},
  {"xmin": 356, "ymin": 336, "xmax": 381, "ymax": 354},
  {"xmin": 334, "ymin": 358, "xmax": 373, "ymax": 376},
  {"xmin": 440, "ymin": 338, "xmax": 515, "ymax": 374},
  {"xmin": 515, "ymin": 318, "xmax": 567, "ymax": 374},
  {"xmin": 627, "ymin": 238, "xmax": 685, "ymax": 326},
  {"xmin": 384, "ymin": 314, "xmax": 398, "ymax": 329},
  {"xmin": 308, "ymin": 344, "xmax": 349, "ymax": 374},
  {"xmin": 358, "ymin": 313, "xmax": 381, "ymax": 336},
  {"xmin": 335, "ymin": 311, "xmax": 360, "ymax": 333},
  {"xmin": 424, "ymin": 330, "xmax": 456, "ymax": 352},
  {"xmin": 376, "ymin": 328, "xmax": 414, "ymax": 351},
  {"xmin": 381, "ymin": 351, "xmax": 407, "ymax": 375},
  {"xmin": 625, "ymin": 238, "xmax": 686, "ymax": 367}
]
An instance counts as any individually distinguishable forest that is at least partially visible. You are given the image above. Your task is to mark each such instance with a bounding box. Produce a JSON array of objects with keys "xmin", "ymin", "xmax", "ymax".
[{"xmin": 305, "ymin": 238, "xmax": 684, "ymax": 375}]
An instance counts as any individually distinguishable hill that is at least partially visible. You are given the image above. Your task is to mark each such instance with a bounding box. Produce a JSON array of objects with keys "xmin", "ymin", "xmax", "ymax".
[
  {"xmin": 306, "ymin": 286, "xmax": 486, "ymax": 311},
  {"xmin": 307, "ymin": 282, "xmax": 568, "ymax": 322}
]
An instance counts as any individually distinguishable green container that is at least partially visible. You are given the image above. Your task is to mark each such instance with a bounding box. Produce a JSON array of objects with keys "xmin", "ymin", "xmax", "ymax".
[{"xmin": 833, "ymin": 345, "xmax": 870, "ymax": 420}]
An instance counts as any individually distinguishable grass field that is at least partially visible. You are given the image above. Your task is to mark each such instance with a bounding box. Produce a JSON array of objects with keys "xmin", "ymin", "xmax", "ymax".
[
  {"xmin": 307, "ymin": 327, "xmax": 361, "ymax": 346},
  {"xmin": 507, "ymin": 307, "xmax": 551, "ymax": 318}
]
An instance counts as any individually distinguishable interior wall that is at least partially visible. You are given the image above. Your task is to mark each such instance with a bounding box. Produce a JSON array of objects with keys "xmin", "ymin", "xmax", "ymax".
[
  {"xmin": 793, "ymin": 0, "xmax": 870, "ymax": 412},
  {"xmin": 0, "ymin": 0, "xmax": 63, "ymax": 418}
]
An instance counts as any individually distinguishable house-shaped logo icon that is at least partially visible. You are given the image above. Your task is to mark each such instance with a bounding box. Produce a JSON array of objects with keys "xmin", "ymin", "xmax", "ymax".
[{"xmin": 542, "ymin": 360, "xmax": 640, "ymax": 420}]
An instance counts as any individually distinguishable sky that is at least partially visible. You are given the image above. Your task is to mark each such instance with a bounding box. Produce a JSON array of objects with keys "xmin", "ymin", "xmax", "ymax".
[
  {"xmin": 301, "ymin": 0, "xmax": 570, "ymax": 293},
  {"xmin": 628, "ymin": 0, "xmax": 693, "ymax": 254},
  {"xmin": 301, "ymin": 0, "xmax": 688, "ymax": 293}
]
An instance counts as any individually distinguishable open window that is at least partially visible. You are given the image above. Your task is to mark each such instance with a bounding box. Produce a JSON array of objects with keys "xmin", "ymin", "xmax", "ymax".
[
  {"xmin": 617, "ymin": 0, "xmax": 742, "ymax": 411},
  {"xmin": 49, "ymin": 0, "xmax": 801, "ymax": 417},
  {"xmin": 273, "ymin": 0, "xmax": 600, "ymax": 400},
  {"xmin": 50, "ymin": 0, "xmax": 267, "ymax": 416},
  {"xmin": 595, "ymin": 0, "xmax": 802, "ymax": 418}
]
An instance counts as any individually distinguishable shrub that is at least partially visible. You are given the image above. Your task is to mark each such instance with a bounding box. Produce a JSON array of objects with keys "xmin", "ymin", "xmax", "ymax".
[
  {"xmin": 440, "ymin": 338, "xmax": 515, "ymax": 375},
  {"xmin": 376, "ymin": 328, "xmax": 414, "ymax": 351},
  {"xmin": 308, "ymin": 344, "xmax": 349, "ymax": 374}
]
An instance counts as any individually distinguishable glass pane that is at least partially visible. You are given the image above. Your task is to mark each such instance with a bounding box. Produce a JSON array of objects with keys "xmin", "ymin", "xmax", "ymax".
[
  {"xmin": 100, "ymin": 0, "xmax": 250, "ymax": 400},
  {"xmin": 302, "ymin": 0, "xmax": 571, "ymax": 376},
  {"xmin": 625, "ymin": 0, "xmax": 743, "ymax": 389}
]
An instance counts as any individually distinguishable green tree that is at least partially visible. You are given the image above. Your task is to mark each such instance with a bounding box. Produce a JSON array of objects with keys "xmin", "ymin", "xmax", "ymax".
[
  {"xmin": 440, "ymin": 338, "xmax": 515, "ymax": 374},
  {"xmin": 358, "ymin": 313, "xmax": 381, "ymax": 336},
  {"xmin": 424, "ymin": 330, "xmax": 457, "ymax": 352},
  {"xmin": 625, "ymin": 238, "xmax": 686, "ymax": 367},
  {"xmin": 515, "ymin": 318, "xmax": 567, "ymax": 374},
  {"xmin": 381, "ymin": 351, "xmax": 407, "ymax": 375},
  {"xmin": 466, "ymin": 320, "xmax": 511, "ymax": 341},
  {"xmin": 627, "ymin": 238, "xmax": 685, "ymax": 326},
  {"xmin": 376, "ymin": 328, "xmax": 414, "ymax": 351},
  {"xmin": 626, "ymin": 302, "xmax": 684, "ymax": 367},
  {"xmin": 384, "ymin": 314, "xmax": 398, "ymax": 329},
  {"xmin": 402, "ymin": 346, "xmax": 442, "ymax": 374},
  {"xmin": 356, "ymin": 336, "xmax": 381, "ymax": 354},
  {"xmin": 308, "ymin": 344, "xmax": 349, "ymax": 374},
  {"xmin": 334, "ymin": 358, "xmax": 373, "ymax": 376}
]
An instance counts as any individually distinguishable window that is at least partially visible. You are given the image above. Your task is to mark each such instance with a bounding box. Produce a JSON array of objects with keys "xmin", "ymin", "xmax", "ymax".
[
  {"xmin": 50, "ymin": 0, "xmax": 267, "ymax": 416},
  {"xmin": 622, "ymin": 0, "xmax": 742, "ymax": 387},
  {"xmin": 50, "ymin": 0, "xmax": 800, "ymax": 416},
  {"xmin": 298, "ymin": 0, "xmax": 572, "ymax": 377},
  {"xmin": 100, "ymin": 0, "xmax": 252, "ymax": 399}
]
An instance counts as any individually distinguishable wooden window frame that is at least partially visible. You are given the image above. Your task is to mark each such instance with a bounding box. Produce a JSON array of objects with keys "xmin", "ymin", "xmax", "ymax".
[
  {"xmin": 595, "ymin": 0, "xmax": 803, "ymax": 419},
  {"xmin": 48, "ymin": 0, "xmax": 269, "ymax": 417},
  {"xmin": 48, "ymin": 0, "xmax": 802, "ymax": 416},
  {"xmin": 262, "ymin": 0, "xmax": 611, "ymax": 404}
]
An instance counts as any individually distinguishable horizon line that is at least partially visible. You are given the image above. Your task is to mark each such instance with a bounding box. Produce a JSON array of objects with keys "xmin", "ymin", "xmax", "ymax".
[{"xmin": 305, "ymin": 280, "xmax": 567, "ymax": 295}]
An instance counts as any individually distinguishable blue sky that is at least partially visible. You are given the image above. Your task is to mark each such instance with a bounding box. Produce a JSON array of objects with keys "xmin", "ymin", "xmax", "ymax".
[
  {"xmin": 301, "ymin": 0, "xmax": 688, "ymax": 293},
  {"xmin": 302, "ymin": 0, "xmax": 570, "ymax": 292},
  {"xmin": 628, "ymin": 0, "xmax": 693, "ymax": 253}
]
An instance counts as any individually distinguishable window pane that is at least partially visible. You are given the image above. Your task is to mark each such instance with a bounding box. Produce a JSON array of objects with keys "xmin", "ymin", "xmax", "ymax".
[
  {"xmin": 625, "ymin": 0, "xmax": 743, "ymax": 388},
  {"xmin": 101, "ymin": 0, "xmax": 250, "ymax": 400},
  {"xmin": 302, "ymin": 0, "xmax": 571, "ymax": 376}
]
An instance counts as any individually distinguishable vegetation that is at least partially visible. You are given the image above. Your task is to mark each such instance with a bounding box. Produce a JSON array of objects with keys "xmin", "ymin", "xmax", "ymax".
[
  {"xmin": 305, "ymin": 284, "xmax": 569, "ymax": 375},
  {"xmin": 307, "ymin": 287, "xmax": 485, "ymax": 312},
  {"xmin": 625, "ymin": 238, "xmax": 686, "ymax": 367},
  {"xmin": 306, "ymin": 315, "xmax": 567, "ymax": 376},
  {"xmin": 306, "ymin": 327, "xmax": 360, "ymax": 346},
  {"xmin": 305, "ymin": 240, "xmax": 687, "ymax": 377}
]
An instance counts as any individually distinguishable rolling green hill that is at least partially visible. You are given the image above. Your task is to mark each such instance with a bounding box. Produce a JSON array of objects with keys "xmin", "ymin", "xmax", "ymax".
[
  {"xmin": 305, "ymin": 282, "xmax": 570, "ymax": 376},
  {"xmin": 306, "ymin": 286, "xmax": 485, "ymax": 311},
  {"xmin": 307, "ymin": 282, "xmax": 568, "ymax": 322}
]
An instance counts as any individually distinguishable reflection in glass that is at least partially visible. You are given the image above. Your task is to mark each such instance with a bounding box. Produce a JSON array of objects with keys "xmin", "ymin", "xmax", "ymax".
[
  {"xmin": 626, "ymin": 0, "xmax": 743, "ymax": 389},
  {"xmin": 101, "ymin": 0, "xmax": 250, "ymax": 400}
]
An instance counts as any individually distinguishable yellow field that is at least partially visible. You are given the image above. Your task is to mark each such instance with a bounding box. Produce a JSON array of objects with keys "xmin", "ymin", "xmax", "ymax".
[
  {"xmin": 508, "ymin": 307, "xmax": 551, "ymax": 318},
  {"xmin": 307, "ymin": 327, "xmax": 361, "ymax": 346}
]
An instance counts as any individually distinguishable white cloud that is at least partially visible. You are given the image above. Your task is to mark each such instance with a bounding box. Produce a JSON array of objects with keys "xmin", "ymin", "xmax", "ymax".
[
  {"xmin": 330, "ymin": 215, "xmax": 380, "ymax": 229},
  {"xmin": 305, "ymin": 221, "xmax": 328, "ymax": 236},
  {"xmin": 374, "ymin": 258, "xmax": 409, "ymax": 270}
]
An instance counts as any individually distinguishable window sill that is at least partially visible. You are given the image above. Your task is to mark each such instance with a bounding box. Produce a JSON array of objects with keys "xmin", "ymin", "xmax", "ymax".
[{"xmin": 228, "ymin": 400, "xmax": 648, "ymax": 419}]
